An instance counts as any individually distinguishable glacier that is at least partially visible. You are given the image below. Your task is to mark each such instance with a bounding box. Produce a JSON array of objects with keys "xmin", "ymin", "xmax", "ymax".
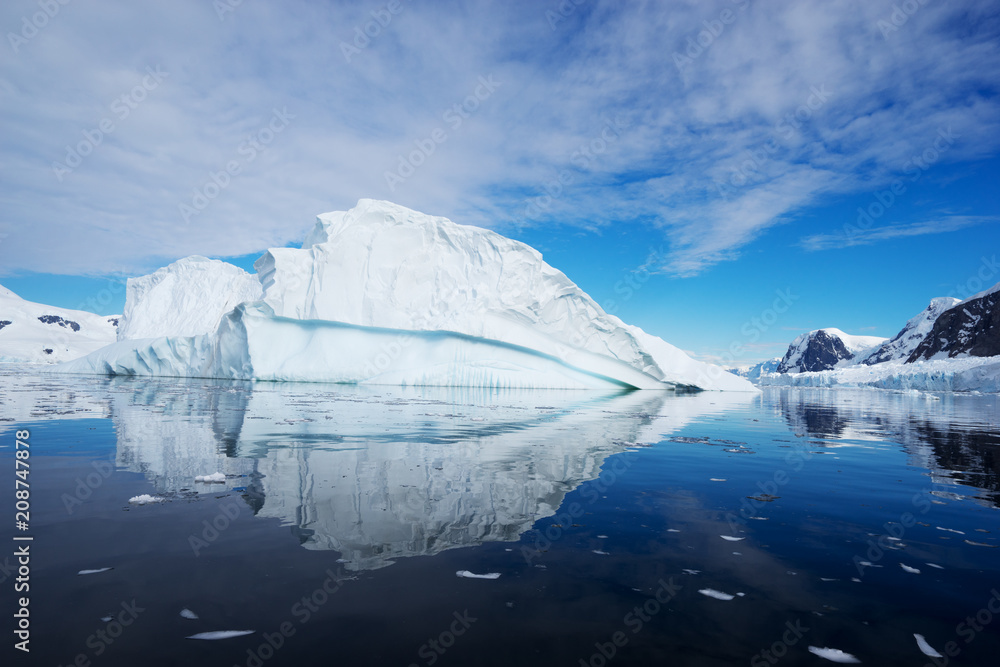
[{"xmin": 56, "ymin": 199, "xmax": 753, "ymax": 391}]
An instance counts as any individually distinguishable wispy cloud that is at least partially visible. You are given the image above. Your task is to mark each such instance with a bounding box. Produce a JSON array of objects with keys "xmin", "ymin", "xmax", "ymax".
[
  {"xmin": 800, "ymin": 215, "xmax": 999, "ymax": 251},
  {"xmin": 0, "ymin": 0, "xmax": 998, "ymax": 276}
]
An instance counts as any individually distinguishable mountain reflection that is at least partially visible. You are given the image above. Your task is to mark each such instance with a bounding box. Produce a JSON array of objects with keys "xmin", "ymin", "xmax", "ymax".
[{"xmin": 775, "ymin": 387, "xmax": 1000, "ymax": 507}]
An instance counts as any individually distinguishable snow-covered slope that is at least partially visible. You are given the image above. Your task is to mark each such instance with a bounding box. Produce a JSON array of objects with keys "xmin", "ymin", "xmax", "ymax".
[
  {"xmin": 861, "ymin": 297, "xmax": 960, "ymax": 365},
  {"xmin": 760, "ymin": 355, "xmax": 1000, "ymax": 392},
  {"xmin": 118, "ymin": 256, "xmax": 262, "ymax": 340},
  {"xmin": 776, "ymin": 328, "xmax": 886, "ymax": 374},
  {"xmin": 0, "ymin": 285, "xmax": 118, "ymax": 363},
  {"xmin": 56, "ymin": 200, "xmax": 753, "ymax": 391},
  {"xmin": 907, "ymin": 283, "xmax": 1000, "ymax": 361},
  {"xmin": 728, "ymin": 357, "xmax": 781, "ymax": 382}
]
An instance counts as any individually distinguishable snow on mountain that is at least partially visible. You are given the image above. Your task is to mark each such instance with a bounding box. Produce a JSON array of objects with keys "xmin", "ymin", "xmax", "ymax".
[
  {"xmin": 56, "ymin": 200, "xmax": 754, "ymax": 391},
  {"xmin": 0, "ymin": 285, "xmax": 118, "ymax": 363},
  {"xmin": 776, "ymin": 328, "xmax": 886, "ymax": 374},
  {"xmin": 118, "ymin": 255, "xmax": 262, "ymax": 340},
  {"xmin": 760, "ymin": 355, "xmax": 1000, "ymax": 392},
  {"xmin": 728, "ymin": 357, "xmax": 781, "ymax": 383},
  {"xmin": 907, "ymin": 282, "xmax": 1000, "ymax": 362},
  {"xmin": 861, "ymin": 297, "xmax": 960, "ymax": 365}
]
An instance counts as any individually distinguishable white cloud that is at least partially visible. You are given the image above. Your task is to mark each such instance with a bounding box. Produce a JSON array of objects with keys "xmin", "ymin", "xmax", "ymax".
[
  {"xmin": 800, "ymin": 215, "xmax": 999, "ymax": 251},
  {"xmin": 0, "ymin": 0, "xmax": 998, "ymax": 276}
]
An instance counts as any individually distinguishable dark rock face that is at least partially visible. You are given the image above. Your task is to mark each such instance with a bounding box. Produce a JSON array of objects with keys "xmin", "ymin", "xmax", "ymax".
[
  {"xmin": 907, "ymin": 289, "xmax": 1000, "ymax": 361},
  {"xmin": 37, "ymin": 315, "xmax": 81, "ymax": 332},
  {"xmin": 107, "ymin": 317, "xmax": 120, "ymax": 331},
  {"xmin": 0, "ymin": 320, "xmax": 11, "ymax": 332},
  {"xmin": 777, "ymin": 330, "xmax": 854, "ymax": 373}
]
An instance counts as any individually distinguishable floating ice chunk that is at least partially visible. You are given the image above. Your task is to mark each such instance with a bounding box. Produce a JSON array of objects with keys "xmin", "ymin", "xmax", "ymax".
[
  {"xmin": 100, "ymin": 616, "xmax": 112, "ymax": 622},
  {"xmin": 682, "ymin": 569, "xmax": 700, "ymax": 575},
  {"xmin": 597, "ymin": 535, "xmax": 608, "ymax": 539},
  {"xmin": 180, "ymin": 609, "xmax": 199, "ymax": 620},
  {"xmin": 925, "ymin": 563, "xmax": 944, "ymax": 569},
  {"xmin": 936, "ymin": 527, "xmax": 965, "ymax": 535},
  {"xmin": 195, "ymin": 472, "xmax": 226, "ymax": 483},
  {"xmin": 128, "ymin": 494, "xmax": 164, "ymax": 505},
  {"xmin": 808, "ymin": 646, "xmax": 861, "ymax": 663},
  {"xmin": 964, "ymin": 539, "xmax": 997, "ymax": 548},
  {"xmin": 186, "ymin": 630, "xmax": 255, "ymax": 640},
  {"xmin": 710, "ymin": 478, "xmax": 726, "ymax": 482},
  {"xmin": 667, "ymin": 529, "xmax": 681, "ymax": 533},
  {"xmin": 698, "ymin": 588, "xmax": 735, "ymax": 601},
  {"xmin": 900, "ymin": 563, "xmax": 920, "ymax": 574},
  {"xmin": 592, "ymin": 550, "xmax": 609, "ymax": 555},
  {"xmin": 720, "ymin": 535, "xmax": 745, "ymax": 542},
  {"xmin": 914, "ymin": 634, "xmax": 942, "ymax": 658},
  {"xmin": 456, "ymin": 570, "xmax": 501, "ymax": 580},
  {"xmin": 820, "ymin": 577, "xmax": 839, "ymax": 582},
  {"xmin": 858, "ymin": 561, "xmax": 882, "ymax": 568},
  {"xmin": 78, "ymin": 568, "xmax": 113, "ymax": 575},
  {"xmin": 851, "ymin": 577, "xmax": 861, "ymax": 583}
]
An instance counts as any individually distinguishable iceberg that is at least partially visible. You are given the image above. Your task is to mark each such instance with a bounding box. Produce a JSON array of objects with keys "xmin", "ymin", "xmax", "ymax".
[{"xmin": 57, "ymin": 200, "xmax": 753, "ymax": 391}]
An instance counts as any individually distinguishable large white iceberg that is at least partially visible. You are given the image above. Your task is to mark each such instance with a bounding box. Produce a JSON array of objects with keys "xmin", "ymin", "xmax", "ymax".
[{"xmin": 57, "ymin": 200, "xmax": 753, "ymax": 391}]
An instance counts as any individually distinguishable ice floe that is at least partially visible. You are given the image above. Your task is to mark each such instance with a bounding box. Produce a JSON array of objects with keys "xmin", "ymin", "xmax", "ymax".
[
  {"xmin": 720, "ymin": 535, "xmax": 745, "ymax": 542},
  {"xmin": 180, "ymin": 609, "xmax": 199, "ymax": 619},
  {"xmin": 195, "ymin": 472, "xmax": 226, "ymax": 483},
  {"xmin": 186, "ymin": 630, "xmax": 255, "ymax": 640},
  {"xmin": 914, "ymin": 634, "xmax": 942, "ymax": 658},
  {"xmin": 900, "ymin": 563, "xmax": 920, "ymax": 574},
  {"xmin": 78, "ymin": 567, "xmax": 113, "ymax": 575},
  {"xmin": 128, "ymin": 494, "xmax": 164, "ymax": 505},
  {"xmin": 808, "ymin": 646, "xmax": 861, "ymax": 663},
  {"xmin": 698, "ymin": 588, "xmax": 736, "ymax": 600},
  {"xmin": 456, "ymin": 570, "xmax": 501, "ymax": 579}
]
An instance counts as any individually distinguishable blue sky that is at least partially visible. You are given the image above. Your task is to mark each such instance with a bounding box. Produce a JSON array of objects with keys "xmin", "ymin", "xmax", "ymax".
[{"xmin": 1, "ymin": 0, "xmax": 998, "ymax": 366}]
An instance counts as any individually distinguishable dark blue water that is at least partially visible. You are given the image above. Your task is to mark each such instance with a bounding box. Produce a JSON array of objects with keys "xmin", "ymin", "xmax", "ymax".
[{"xmin": 1, "ymin": 367, "xmax": 998, "ymax": 666}]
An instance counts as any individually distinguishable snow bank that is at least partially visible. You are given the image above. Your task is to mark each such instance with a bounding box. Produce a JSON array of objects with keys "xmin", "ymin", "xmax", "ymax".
[{"xmin": 0, "ymin": 284, "xmax": 118, "ymax": 364}]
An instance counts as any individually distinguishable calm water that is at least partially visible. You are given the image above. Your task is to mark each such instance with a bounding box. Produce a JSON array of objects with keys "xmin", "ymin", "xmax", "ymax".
[{"xmin": 1, "ymin": 366, "xmax": 998, "ymax": 666}]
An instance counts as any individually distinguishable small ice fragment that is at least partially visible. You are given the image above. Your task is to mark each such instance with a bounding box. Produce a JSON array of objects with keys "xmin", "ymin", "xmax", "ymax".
[
  {"xmin": 597, "ymin": 535, "xmax": 608, "ymax": 539},
  {"xmin": 720, "ymin": 535, "xmax": 745, "ymax": 542},
  {"xmin": 963, "ymin": 540, "xmax": 997, "ymax": 548},
  {"xmin": 456, "ymin": 570, "xmax": 501, "ymax": 579},
  {"xmin": 914, "ymin": 634, "xmax": 942, "ymax": 658},
  {"xmin": 78, "ymin": 568, "xmax": 113, "ymax": 575},
  {"xmin": 858, "ymin": 561, "xmax": 882, "ymax": 568},
  {"xmin": 128, "ymin": 494, "xmax": 164, "ymax": 505},
  {"xmin": 100, "ymin": 616, "xmax": 112, "ymax": 622},
  {"xmin": 709, "ymin": 478, "xmax": 726, "ymax": 482},
  {"xmin": 900, "ymin": 563, "xmax": 920, "ymax": 574},
  {"xmin": 180, "ymin": 609, "xmax": 199, "ymax": 620},
  {"xmin": 682, "ymin": 569, "xmax": 700, "ymax": 575},
  {"xmin": 936, "ymin": 527, "xmax": 965, "ymax": 535},
  {"xmin": 925, "ymin": 563, "xmax": 944, "ymax": 569},
  {"xmin": 851, "ymin": 577, "xmax": 861, "ymax": 582},
  {"xmin": 195, "ymin": 472, "xmax": 226, "ymax": 483},
  {"xmin": 667, "ymin": 529, "xmax": 681, "ymax": 533},
  {"xmin": 736, "ymin": 592, "xmax": 746, "ymax": 597},
  {"xmin": 732, "ymin": 552, "xmax": 742, "ymax": 556},
  {"xmin": 808, "ymin": 646, "xmax": 861, "ymax": 663},
  {"xmin": 186, "ymin": 631, "xmax": 255, "ymax": 640},
  {"xmin": 592, "ymin": 550, "xmax": 609, "ymax": 555},
  {"xmin": 887, "ymin": 537, "xmax": 901, "ymax": 541},
  {"xmin": 820, "ymin": 578, "xmax": 838, "ymax": 582},
  {"xmin": 698, "ymin": 588, "xmax": 735, "ymax": 601}
]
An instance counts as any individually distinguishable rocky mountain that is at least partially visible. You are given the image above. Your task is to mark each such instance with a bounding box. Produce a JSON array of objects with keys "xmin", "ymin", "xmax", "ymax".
[
  {"xmin": 907, "ymin": 285, "xmax": 1000, "ymax": 361},
  {"xmin": 862, "ymin": 297, "xmax": 960, "ymax": 365},
  {"xmin": 775, "ymin": 328, "xmax": 886, "ymax": 374},
  {"xmin": 728, "ymin": 357, "xmax": 781, "ymax": 382}
]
